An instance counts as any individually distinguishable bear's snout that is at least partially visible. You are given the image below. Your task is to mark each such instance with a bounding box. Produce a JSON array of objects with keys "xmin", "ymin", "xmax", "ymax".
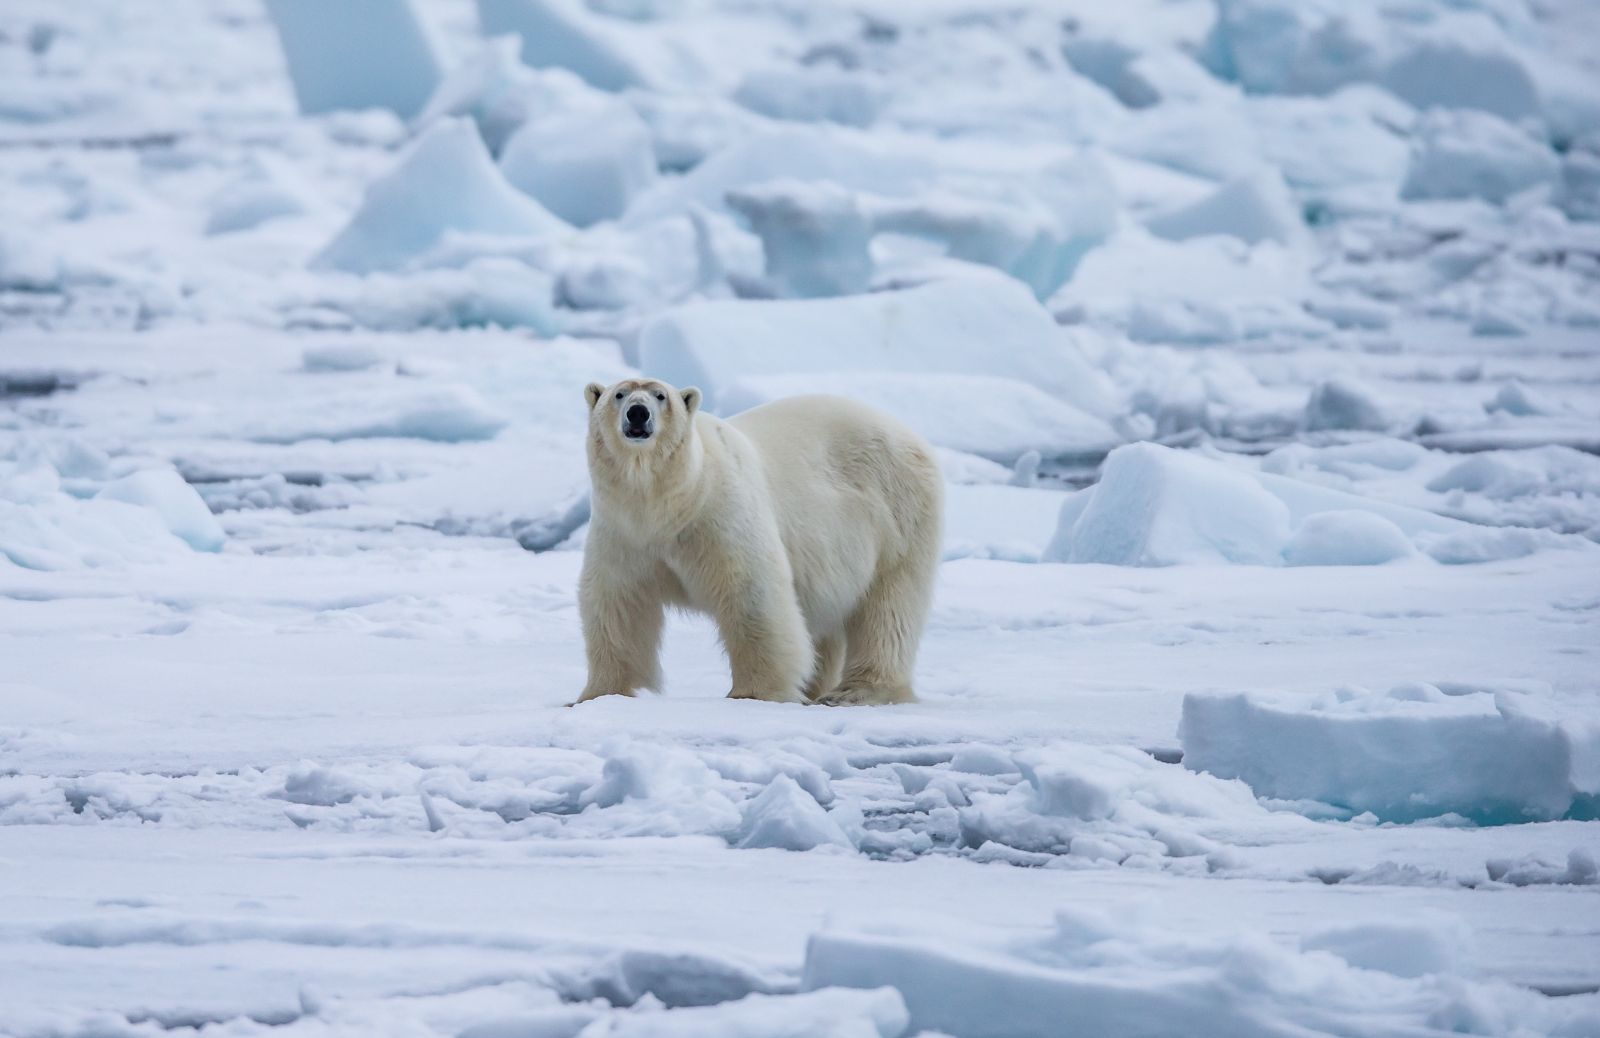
[{"xmin": 622, "ymin": 401, "xmax": 653, "ymax": 440}]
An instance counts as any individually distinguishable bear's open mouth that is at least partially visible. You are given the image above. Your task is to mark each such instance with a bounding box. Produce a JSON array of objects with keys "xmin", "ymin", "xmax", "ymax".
[{"xmin": 623, "ymin": 425, "xmax": 652, "ymax": 440}]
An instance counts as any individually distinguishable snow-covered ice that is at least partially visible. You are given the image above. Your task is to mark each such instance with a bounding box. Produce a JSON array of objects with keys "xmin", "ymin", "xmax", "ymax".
[{"xmin": 3, "ymin": 0, "xmax": 1599, "ymax": 1034}]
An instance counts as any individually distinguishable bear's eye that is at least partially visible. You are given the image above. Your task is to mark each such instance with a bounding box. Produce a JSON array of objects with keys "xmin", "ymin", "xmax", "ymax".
[
  {"xmin": 614, "ymin": 391, "xmax": 624, "ymax": 401},
  {"xmin": 654, "ymin": 392, "xmax": 665, "ymax": 401}
]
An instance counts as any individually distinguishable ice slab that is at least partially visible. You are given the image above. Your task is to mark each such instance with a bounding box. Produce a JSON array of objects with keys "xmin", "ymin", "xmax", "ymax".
[
  {"xmin": 264, "ymin": 0, "xmax": 443, "ymax": 119},
  {"xmin": 1402, "ymin": 109, "xmax": 1559, "ymax": 205},
  {"xmin": 803, "ymin": 907, "xmax": 1597, "ymax": 1038},
  {"xmin": 1145, "ymin": 167, "xmax": 1306, "ymax": 247},
  {"xmin": 721, "ymin": 372, "xmax": 1117, "ymax": 465},
  {"xmin": 314, "ymin": 119, "xmax": 568, "ymax": 275},
  {"xmin": 638, "ymin": 277, "xmax": 1115, "ymax": 417},
  {"xmin": 1181, "ymin": 683, "xmax": 1600, "ymax": 823}
]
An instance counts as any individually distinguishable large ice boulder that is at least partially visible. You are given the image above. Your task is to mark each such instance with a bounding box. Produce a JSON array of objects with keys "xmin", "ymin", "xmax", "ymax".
[
  {"xmin": 1401, "ymin": 109, "xmax": 1560, "ymax": 204},
  {"xmin": 721, "ymin": 372, "xmax": 1118, "ymax": 465},
  {"xmin": 639, "ymin": 277, "xmax": 1116, "ymax": 417},
  {"xmin": 1145, "ymin": 166, "xmax": 1305, "ymax": 247},
  {"xmin": 265, "ymin": 0, "xmax": 443, "ymax": 119},
  {"xmin": 314, "ymin": 119, "xmax": 568, "ymax": 275},
  {"xmin": 411, "ymin": 35, "xmax": 607, "ymax": 155},
  {"xmin": 1181, "ymin": 684, "xmax": 1600, "ymax": 823},
  {"xmin": 1282, "ymin": 510, "xmax": 1414, "ymax": 565},
  {"xmin": 499, "ymin": 97, "xmax": 658, "ymax": 225}
]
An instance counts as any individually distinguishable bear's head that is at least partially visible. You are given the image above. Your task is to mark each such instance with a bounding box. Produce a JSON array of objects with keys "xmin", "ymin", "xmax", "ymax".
[{"xmin": 584, "ymin": 377, "xmax": 701, "ymax": 463}]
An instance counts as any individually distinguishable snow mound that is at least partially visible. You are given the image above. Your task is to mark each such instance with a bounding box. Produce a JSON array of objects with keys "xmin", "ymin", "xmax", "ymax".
[
  {"xmin": 314, "ymin": 119, "xmax": 568, "ymax": 275},
  {"xmin": 1046, "ymin": 443, "xmax": 1292, "ymax": 566},
  {"xmin": 639, "ymin": 277, "xmax": 1115, "ymax": 417},
  {"xmin": 96, "ymin": 470, "xmax": 225, "ymax": 553},
  {"xmin": 1302, "ymin": 378, "xmax": 1389, "ymax": 432},
  {"xmin": 500, "ymin": 97, "xmax": 658, "ymax": 226},
  {"xmin": 720, "ymin": 372, "xmax": 1118, "ymax": 465},
  {"xmin": 735, "ymin": 775, "xmax": 854, "ymax": 852},
  {"xmin": 0, "ymin": 455, "xmax": 224, "ymax": 570},
  {"xmin": 1401, "ymin": 109, "xmax": 1560, "ymax": 205},
  {"xmin": 264, "ymin": 0, "xmax": 443, "ymax": 119},
  {"xmin": 1181, "ymin": 684, "xmax": 1600, "ymax": 823},
  {"xmin": 1283, "ymin": 510, "xmax": 1414, "ymax": 566},
  {"xmin": 410, "ymin": 35, "xmax": 601, "ymax": 154},
  {"xmin": 1146, "ymin": 167, "xmax": 1306, "ymax": 247},
  {"xmin": 734, "ymin": 67, "xmax": 886, "ymax": 128},
  {"xmin": 574, "ymin": 987, "xmax": 908, "ymax": 1037},
  {"xmin": 803, "ymin": 908, "xmax": 1595, "ymax": 1038},
  {"xmin": 1046, "ymin": 443, "xmax": 1558, "ymax": 567}
]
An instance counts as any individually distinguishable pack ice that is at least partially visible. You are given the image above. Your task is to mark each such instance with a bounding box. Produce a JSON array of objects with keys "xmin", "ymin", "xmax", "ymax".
[{"xmin": 2, "ymin": 0, "xmax": 1599, "ymax": 1033}]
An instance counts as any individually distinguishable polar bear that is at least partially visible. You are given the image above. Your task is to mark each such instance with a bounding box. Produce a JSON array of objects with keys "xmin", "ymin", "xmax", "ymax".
[{"xmin": 574, "ymin": 377, "xmax": 942, "ymax": 707}]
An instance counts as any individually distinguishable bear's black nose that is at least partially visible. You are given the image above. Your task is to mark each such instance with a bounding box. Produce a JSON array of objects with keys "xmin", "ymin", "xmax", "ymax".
[{"xmin": 626, "ymin": 404, "xmax": 649, "ymax": 425}]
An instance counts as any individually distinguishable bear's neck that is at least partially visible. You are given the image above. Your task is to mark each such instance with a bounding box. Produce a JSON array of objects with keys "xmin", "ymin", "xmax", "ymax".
[{"xmin": 592, "ymin": 433, "xmax": 709, "ymax": 537}]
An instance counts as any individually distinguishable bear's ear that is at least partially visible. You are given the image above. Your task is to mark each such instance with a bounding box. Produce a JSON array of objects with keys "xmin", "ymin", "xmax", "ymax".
[
  {"xmin": 584, "ymin": 382, "xmax": 605, "ymax": 409},
  {"xmin": 681, "ymin": 386, "xmax": 701, "ymax": 415}
]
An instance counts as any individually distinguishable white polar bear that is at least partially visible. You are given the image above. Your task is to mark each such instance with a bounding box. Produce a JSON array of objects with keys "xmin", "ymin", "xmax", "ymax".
[{"xmin": 574, "ymin": 377, "xmax": 942, "ymax": 706}]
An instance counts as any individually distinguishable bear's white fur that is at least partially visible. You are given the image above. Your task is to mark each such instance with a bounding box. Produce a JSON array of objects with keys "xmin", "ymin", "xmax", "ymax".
[{"xmin": 574, "ymin": 377, "xmax": 942, "ymax": 706}]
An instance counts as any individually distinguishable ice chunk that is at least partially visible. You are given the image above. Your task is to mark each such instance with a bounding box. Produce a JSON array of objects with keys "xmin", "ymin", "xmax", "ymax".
[
  {"xmin": 640, "ymin": 277, "xmax": 1115, "ymax": 417},
  {"xmin": 573, "ymin": 987, "xmax": 908, "ymax": 1037},
  {"xmin": 411, "ymin": 35, "xmax": 601, "ymax": 154},
  {"xmin": 1302, "ymin": 377, "xmax": 1388, "ymax": 432},
  {"xmin": 499, "ymin": 97, "xmax": 657, "ymax": 226},
  {"xmin": 204, "ymin": 161, "xmax": 310, "ymax": 236},
  {"xmin": 238, "ymin": 384, "xmax": 508, "ymax": 444},
  {"xmin": 735, "ymin": 775, "xmax": 854, "ymax": 852},
  {"xmin": 314, "ymin": 119, "xmax": 568, "ymax": 275},
  {"xmin": 1401, "ymin": 109, "xmax": 1559, "ymax": 205},
  {"xmin": 477, "ymin": 0, "xmax": 658, "ymax": 91},
  {"xmin": 1050, "ymin": 443, "xmax": 1292, "ymax": 566},
  {"xmin": 725, "ymin": 180, "xmax": 874, "ymax": 298},
  {"xmin": 264, "ymin": 0, "xmax": 443, "ymax": 119},
  {"xmin": 301, "ymin": 342, "xmax": 388, "ymax": 373},
  {"xmin": 734, "ymin": 67, "xmax": 886, "ymax": 127},
  {"xmin": 1283, "ymin": 510, "xmax": 1414, "ymax": 566},
  {"xmin": 1145, "ymin": 166, "xmax": 1305, "ymax": 247},
  {"xmin": 1380, "ymin": 18, "xmax": 1539, "ymax": 121},
  {"xmin": 96, "ymin": 469, "xmax": 225, "ymax": 553},
  {"xmin": 722, "ymin": 373, "xmax": 1116, "ymax": 466},
  {"xmin": 1046, "ymin": 444, "xmax": 1494, "ymax": 567},
  {"xmin": 1055, "ymin": 230, "xmax": 1324, "ymax": 344},
  {"xmin": 1180, "ymin": 685, "xmax": 1600, "ymax": 823}
]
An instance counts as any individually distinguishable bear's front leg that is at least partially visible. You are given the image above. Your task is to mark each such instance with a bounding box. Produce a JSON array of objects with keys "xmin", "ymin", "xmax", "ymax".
[
  {"xmin": 572, "ymin": 549, "xmax": 666, "ymax": 705},
  {"xmin": 705, "ymin": 557, "xmax": 810, "ymax": 704}
]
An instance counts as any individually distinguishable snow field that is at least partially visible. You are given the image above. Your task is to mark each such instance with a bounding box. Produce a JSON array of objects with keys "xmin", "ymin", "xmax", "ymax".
[{"xmin": 3, "ymin": 0, "xmax": 1600, "ymax": 1033}]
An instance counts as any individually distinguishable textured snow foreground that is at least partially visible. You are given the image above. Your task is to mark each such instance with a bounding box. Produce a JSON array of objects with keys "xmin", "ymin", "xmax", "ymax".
[{"xmin": 4, "ymin": 0, "xmax": 1600, "ymax": 1035}]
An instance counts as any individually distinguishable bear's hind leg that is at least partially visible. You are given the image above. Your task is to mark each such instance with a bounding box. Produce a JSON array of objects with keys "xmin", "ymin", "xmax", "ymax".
[
  {"xmin": 817, "ymin": 552, "xmax": 934, "ymax": 707},
  {"xmin": 802, "ymin": 631, "xmax": 845, "ymax": 702}
]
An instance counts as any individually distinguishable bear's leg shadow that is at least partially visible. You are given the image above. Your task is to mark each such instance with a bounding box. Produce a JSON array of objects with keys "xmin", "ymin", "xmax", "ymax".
[{"xmin": 573, "ymin": 567, "xmax": 666, "ymax": 704}]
